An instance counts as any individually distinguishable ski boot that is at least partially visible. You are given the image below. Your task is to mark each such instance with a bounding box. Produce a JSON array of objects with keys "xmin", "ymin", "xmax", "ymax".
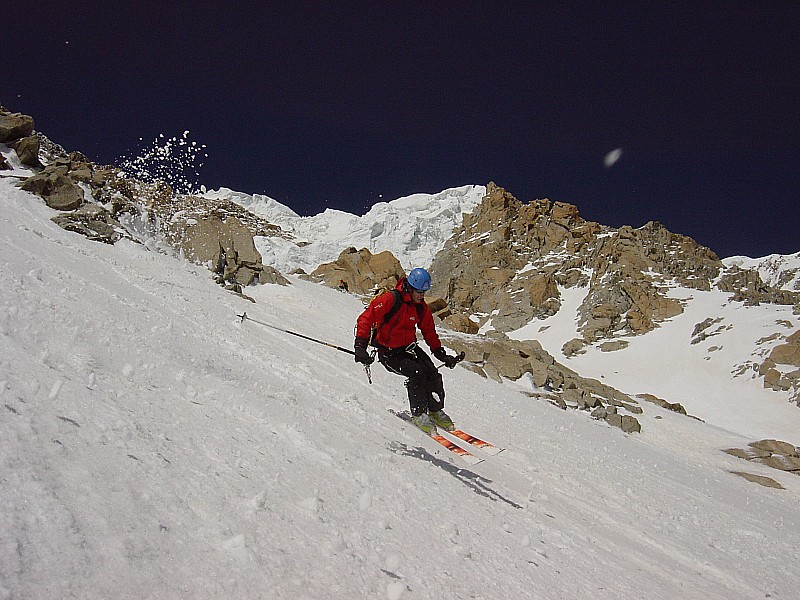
[
  {"xmin": 429, "ymin": 410, "xmax": 455, "ymax": 432},
  {"xmin": 410, "ymin": 412, "xmax": 437, "ymax": 435}
]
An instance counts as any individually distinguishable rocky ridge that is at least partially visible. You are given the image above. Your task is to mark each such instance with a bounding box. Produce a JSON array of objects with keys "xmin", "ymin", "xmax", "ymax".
[
  {"xmin": 432, "ymin": 183, "xmax": 733, "ymax": 341},
  {"xmin": 427, "ymin": 183, "xmax": 800, "ymax": 402},
  {"xmin": 0, "ymin": 107, "xmax": 288, "ymax": 293}
]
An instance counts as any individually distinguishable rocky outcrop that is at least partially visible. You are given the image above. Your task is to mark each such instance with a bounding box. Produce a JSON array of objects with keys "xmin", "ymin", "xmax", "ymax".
[
  {"xmin": 440, "ymin": 331, "xmax": 643, "ymax": 433},
  {"xmin": 429, "ymin": 183, "xmax": 722, "ymax": 347},
  {"xmin": 724, "ymin": 439, "xmax": 800, "ymax": 487},
  {"xmin": 760, "ymin": 330, "xmax": 800, "ymax": 405},
  {"xmin": 20, "ymin": 164, "xmax": 85, "ymax": 210},
  {"xmin": 51, "ymin": 204, "xmax": 131, "ymax": 244},
  {"xmin": 8, "ymin": 135, "xmax": 42, "ymax": 168},
  {"xmin": 306, "ymin": 247, "xmax": 404, "ymax": 296},
  {"xmin": 635, "ymin": 393, "xmax": 688, "ymax": 415},
  {"xmin": 719, "ymin": 266, "xmax": 800, "ymax": 307},
  {"xmin": 150, "ymin": 193, "xmax": 288, "ymax": 289},
  {"xmin": 5, "ymin": 107, "xmax": 289, "ymax": 293},
  {"xmin": 0, "ymin": 110, "xmax": 34, "ymax": 143},
  {"xmin": 0, "ymin": 110, "xmax": 42, "ymax": 170},
  {"xmin": 171, "ymin": 213, "xmax": 279, "ymax": 287}
]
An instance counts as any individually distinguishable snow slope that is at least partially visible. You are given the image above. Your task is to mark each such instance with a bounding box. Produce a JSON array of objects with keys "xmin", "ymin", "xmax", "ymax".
[
  {"xmin": 3, "ymin": 180, "xmax": 800, "ymax": 599},
  {"xmin": 203, "ymin": 185, "xmax": 485, "ymax": 274},
  {"xmin": 511, "ymin": 284, "xmax": 800, "ymax": 444}
]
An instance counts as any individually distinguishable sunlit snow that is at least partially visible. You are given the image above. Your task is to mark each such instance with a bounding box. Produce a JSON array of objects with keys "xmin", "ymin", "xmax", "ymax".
[{"xmin": 1, "ymin": 173, "xmax": 799, "ymax": 599}]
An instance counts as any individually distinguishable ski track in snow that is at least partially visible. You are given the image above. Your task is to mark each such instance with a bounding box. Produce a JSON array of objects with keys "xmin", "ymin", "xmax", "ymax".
[{"xmin": 2, "ymin": 178, "xmax": 799, "ymax": 599}]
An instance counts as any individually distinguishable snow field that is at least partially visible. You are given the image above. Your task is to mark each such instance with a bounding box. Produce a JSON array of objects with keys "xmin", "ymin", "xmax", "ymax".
[{"xmin": 2, "ymin": 179, "xmax": 799, "ymax": 599}]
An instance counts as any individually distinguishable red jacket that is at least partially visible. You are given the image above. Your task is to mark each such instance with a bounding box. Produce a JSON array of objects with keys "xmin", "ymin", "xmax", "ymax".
[{"xmin": 356, "ymin": 279, "xmax": 442, "ymax": 352}]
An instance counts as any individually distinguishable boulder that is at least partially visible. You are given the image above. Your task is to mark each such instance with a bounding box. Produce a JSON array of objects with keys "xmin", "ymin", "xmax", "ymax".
[
  {"xmin": 749, "ymin": 439, "xmax": 798, "ymax": 456},
  {"xmin": 9, "ymin": 135, "xmax": 41, "ymax": 167},
  {"xmin": 20, "ymin": 166, "xmax": 85, "ymax": 210},
  {"xmin": 529, "ymin": 360, "xmax": 549, "ymax": 387},
  {"xmin": 758, "ymin": 455, "xmax": 800, "ymax": 471},
  {"xmin": 51, "ymin": 204, "xmax": 126, "ymax": 244},
  {"xmin": 426, "ymin": 297, "xmax": 449, "ymax": 314},
  {"xmin": 768, "ymin": 330, "xmax": 800, "ymax": 367},
  {"xmin": 442, "ymin": 313, "xmax": 479, "ymax": 334},
  {"xmin": 599, "ymin": 340, "xmax": 629, "ymax": 352},
  {"xmin": 171, "ymin": 215, "xmax": 271, "ymax": 286},
  {"xmin": 562, "ymin": 388, "xmax": 584, "ymax": 407},
  {"xmin": 620, "ymin": 415, "xmax": 642, "ymax": 433},
  {"xmin": 308, "ymin": 247, "xmax": 404, "ymax": 295},
  {"xmin": 562, "ymin": 338, "xmax": 586, "ymax": 357},
  {"xmin": 259, "ymin": 266, "xmax": 291, "ymax": 286},
  {"xmin": 0, "ymin": 111, "xmax": 34, "ymax": 142}
]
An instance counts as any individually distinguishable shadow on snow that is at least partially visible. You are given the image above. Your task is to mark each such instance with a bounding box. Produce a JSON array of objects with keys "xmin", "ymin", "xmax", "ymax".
[{"xmin": 387, "ymin": 442, "xmax": 523, "ymax": 510}]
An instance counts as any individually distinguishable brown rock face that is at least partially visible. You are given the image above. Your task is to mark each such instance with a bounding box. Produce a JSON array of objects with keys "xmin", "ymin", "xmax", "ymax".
[
  {"xmin": 768, "ymin": 331, "xmax": 800, "ymax": 367},
  {"xmin": 20, "ymin": 166, "xmax": 85, "ymax": 210},
  {"xmin": 429, "ymin": 183, "xmax": 723, "ymax": 347},
  {"xmin": 761, "ymin": 331, "xmax": 800, "ymax": 402},
  {"xmin": 155, "ymin": 194, "xmax": 287, "ymax": 288},
  {"xmin": 0, "ymin": 111, "xmax": 34, "ymax": 142},
  {"xmin": 307, "ymin": 247, "xmax": 405, "ymax": 296},
  {"xmin": 9, "ymin": 135, "xmax": 42, "ymax": 167}
]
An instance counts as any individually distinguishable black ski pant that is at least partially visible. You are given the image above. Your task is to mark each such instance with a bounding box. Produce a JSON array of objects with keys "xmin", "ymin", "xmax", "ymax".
[{"xmin": 379, "ymin": 344, "xmax": 445, "ymax": 416}]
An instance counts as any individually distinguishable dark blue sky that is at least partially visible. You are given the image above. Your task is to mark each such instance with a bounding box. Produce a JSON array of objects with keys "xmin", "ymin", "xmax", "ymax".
[{"xmin": 5, "ymin": 2, "xmax": 798, "ymax": 258}]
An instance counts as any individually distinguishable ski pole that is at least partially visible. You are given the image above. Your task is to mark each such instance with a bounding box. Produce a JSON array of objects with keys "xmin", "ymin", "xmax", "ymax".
[
  {"xmin": 237, "ymin": 312, "xmax": 373, "ymax": 383},
  {"xmin": 237, "ymin": 312, "xmax": 355, "ymax": 355}
]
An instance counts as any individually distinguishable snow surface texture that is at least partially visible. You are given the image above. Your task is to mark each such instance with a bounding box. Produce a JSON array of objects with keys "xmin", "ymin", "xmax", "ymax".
[
  {"xmin": 203, "ymin": 185, "xmax": 485, "ymax": 273},
  {"xmin": 2, "ymin": 178, "xmax": 800, "ymax": 599},
  {"xmin": 510, "ymin": 284, "xmax": 800, "ymax": 444}
]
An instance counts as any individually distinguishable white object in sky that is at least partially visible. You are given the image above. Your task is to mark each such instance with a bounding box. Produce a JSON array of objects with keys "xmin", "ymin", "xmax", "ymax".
[{"xmin": 604, "ymin": 147, "xmax": 623, "ymax": 168}]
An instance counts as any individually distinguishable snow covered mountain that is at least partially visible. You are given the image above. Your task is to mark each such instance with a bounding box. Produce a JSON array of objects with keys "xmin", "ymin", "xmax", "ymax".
[
  {"xmin": 724, "ymin": 252, "xmax": 800, "ymax": 291},
  {"xmin": 3, "ymin": 176, "xmax": 800, "ymax": 599},
  {"xmin": 221, "ymin": 179, "xmax": 800, "ymax": 418},
  {"xmin": 202, "ymin": 185, "xmax": 485, "ymax": 273}
]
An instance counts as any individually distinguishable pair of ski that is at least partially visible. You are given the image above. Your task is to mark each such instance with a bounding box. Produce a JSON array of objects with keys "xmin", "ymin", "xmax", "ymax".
[{"xmin": 390, "ymin": 409, "xmax": 503, "ymax": 465}]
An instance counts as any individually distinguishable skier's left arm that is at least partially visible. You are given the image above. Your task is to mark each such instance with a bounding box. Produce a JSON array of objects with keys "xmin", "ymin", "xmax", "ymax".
[{"xmin": 420, "ymin": 305, "xmax": 460, "ymax": 369}]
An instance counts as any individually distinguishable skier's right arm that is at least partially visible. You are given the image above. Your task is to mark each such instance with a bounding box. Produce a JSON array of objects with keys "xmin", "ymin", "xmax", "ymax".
[
  {"xmin": 354, "ymin": 294, "xmax": 392, "ymax": 365},
  {"xmin": 355, "ymin": 292, "xmax": 394, "ymax": 346}
]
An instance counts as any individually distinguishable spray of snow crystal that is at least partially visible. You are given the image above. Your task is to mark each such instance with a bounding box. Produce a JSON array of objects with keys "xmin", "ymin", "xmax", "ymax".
[{"xmin": 117, "ymin": 131, "xmax": 208, "ymax": 194}]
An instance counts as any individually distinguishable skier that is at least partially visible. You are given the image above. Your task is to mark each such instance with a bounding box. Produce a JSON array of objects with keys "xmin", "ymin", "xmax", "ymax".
[{"xmin": 354, "ymin": 268, "xmax": 461, "ymax": 434}]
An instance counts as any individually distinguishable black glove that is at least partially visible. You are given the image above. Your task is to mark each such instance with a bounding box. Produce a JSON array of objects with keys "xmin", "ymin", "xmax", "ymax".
[
  {"xmin": 354, "ymin": 338, "xmax": 374, "ymax": 365},
  {"xmin": 433, "ymin": 347, "xmax": 459, "ymax": 369}
]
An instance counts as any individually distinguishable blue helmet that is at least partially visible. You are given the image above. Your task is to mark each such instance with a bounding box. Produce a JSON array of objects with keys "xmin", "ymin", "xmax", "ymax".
[{"xmin": 406, "ymin": 268, "xmax": 431, "ymax": 291}]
